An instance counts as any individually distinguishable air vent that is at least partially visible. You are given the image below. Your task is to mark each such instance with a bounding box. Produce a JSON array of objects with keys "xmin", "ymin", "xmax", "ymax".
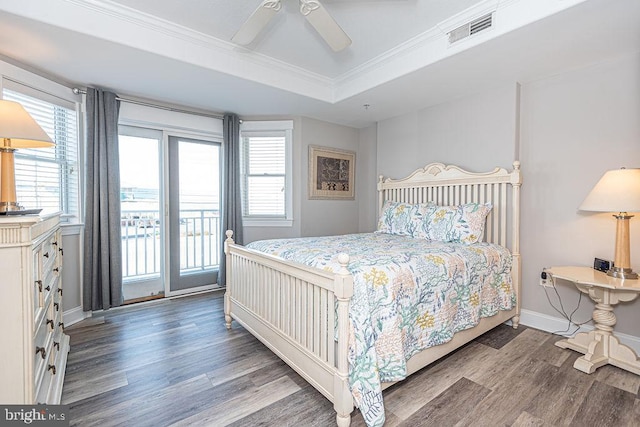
[{"xmin": 448, "ymin": 13, "xmax": 493, "ymax": 44}]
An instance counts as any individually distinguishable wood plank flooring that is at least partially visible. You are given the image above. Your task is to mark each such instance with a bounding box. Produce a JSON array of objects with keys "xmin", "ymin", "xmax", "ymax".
[{"xmin": 62, "ymin": 291, "xmax": 640, "ymax": 426}]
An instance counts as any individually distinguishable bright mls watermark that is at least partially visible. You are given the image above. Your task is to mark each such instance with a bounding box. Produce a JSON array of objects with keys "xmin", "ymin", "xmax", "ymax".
[{"xmin": 1, "ymin": 406, "xmax": 69, "ymax": 426}]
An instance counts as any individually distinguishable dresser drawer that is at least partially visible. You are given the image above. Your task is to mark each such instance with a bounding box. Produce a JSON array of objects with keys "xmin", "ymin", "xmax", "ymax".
[
  {"xmin": 41, "ymin": 268, "xmax": 58, "ymax": 305},
  {"xmin": 34, "ymin": 276, "xmax": 58, "ymax": 331},
  {"xmin": 53, "ymin": 296, "xmax": 64, "ymax": 332},
  {"xmin": 33, "ymin": 320, "xmax": 48, "ymax": 375},
  {"xmin": 32, "ymin": 251, "xmax": 44, "ymax": 324},
  {"xmin": 54, "ymin": 229, "xmax": 63, "ymax": 269},
  {"xmin": 33, "ymin": 312, "xmax": 51, "ymax": 393},
  {"xmin": 41, "ymin": 240, "xmax": 57, "ymax": 278},
  {"xmin": 33, "ymin": 241, "xmax": 58, "ymax": 317},
  {"xmin": 35, "ymin": 344, "xmax": 59, "ymax": 405},
  {"xmin": 36, "ymin": 322, "xmax": 66, "ymax": 405},
  {"xmin": 35, "ymin": 295, "xmax": 58, "ymax": 391}
]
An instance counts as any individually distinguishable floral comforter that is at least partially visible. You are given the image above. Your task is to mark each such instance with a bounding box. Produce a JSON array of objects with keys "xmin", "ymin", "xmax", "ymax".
[{"xmin": 246, "ymin": 232, "xmax": 514, "ymax": 427}]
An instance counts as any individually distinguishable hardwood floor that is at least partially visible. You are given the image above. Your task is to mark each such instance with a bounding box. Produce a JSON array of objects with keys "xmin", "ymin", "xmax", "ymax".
[{"xmin": 62, "ymin": 291, "xmax": 640, "ymax": 426}]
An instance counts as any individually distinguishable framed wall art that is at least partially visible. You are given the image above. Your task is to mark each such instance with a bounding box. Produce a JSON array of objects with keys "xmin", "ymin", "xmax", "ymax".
[{"xmin": 309, "ymin": 145, "xmax": 355, "ymax": 200}]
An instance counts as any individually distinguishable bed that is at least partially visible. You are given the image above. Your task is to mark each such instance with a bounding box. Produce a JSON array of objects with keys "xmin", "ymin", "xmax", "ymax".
[{"xmin": 223, "ymin": 161, "xmax": 522, "ymax": 427}]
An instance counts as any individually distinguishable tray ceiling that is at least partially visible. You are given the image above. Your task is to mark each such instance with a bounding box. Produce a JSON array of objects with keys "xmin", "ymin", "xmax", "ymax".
[{"xmin": 0, "ymin": 0, "xmax": 638, "ymax": 127}]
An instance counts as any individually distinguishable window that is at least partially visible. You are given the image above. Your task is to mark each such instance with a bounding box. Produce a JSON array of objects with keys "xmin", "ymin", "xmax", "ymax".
[
  {"xmin": 2, "ymin": 83, "xmax": 79, "ymax": 218},
  {"xmin": 240, "ymin": 120, "xmax": 293, "ymax": 226}
]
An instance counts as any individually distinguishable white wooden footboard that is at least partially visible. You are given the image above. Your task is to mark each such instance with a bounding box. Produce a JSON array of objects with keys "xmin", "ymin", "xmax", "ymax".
[{"xmin": 224, "ymin": 231, "xmax": 355, "ymax": 427}]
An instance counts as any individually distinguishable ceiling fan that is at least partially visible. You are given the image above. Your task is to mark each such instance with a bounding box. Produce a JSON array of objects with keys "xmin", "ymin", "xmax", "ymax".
[{"xmin": 232, "ymin": 0, "xmax": 352, "ymax": 52}]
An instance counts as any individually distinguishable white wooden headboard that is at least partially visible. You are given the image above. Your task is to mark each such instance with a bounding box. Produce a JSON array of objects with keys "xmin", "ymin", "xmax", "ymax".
[
  {"xmin": 377, "ymin": 161, "xmax": 522, "ymax": 248},
  {"xmin": 377, "ymin": 161, "xmax": 523, "ymax": 314}
]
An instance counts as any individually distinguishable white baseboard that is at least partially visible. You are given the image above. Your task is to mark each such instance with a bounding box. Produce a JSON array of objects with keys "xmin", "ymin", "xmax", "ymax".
[
  {"xmin": 519, "ymin": 308, "xmax": 640, "ymax": 354},
  {"xmin": 63, "ymin": 305, "xmax": 91, "ymax": 327}
]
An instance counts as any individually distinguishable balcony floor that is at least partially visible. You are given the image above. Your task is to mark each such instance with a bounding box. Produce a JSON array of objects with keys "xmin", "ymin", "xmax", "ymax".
[{"xmin": 123, "ymin": 280, "xmax": 165, "ymax": 302}]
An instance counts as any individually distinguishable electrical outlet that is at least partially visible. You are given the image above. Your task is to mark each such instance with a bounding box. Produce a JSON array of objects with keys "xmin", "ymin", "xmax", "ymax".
[
  {"xmin": 539, "ymin": 277, "xmax": 553, "ymax": 288},
  {"xmin": 539, "ymin": 271, "xmax": 553, "ymax": 288}
]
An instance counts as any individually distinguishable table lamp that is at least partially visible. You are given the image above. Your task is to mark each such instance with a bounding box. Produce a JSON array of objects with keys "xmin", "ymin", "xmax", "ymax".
[
  {"xmin": 0, "ymin": 100, "xmax": 54, "ymax": 214},
  {"xmin": 579, "ymin": 167, "xmax": 640, "ymax": 279}
]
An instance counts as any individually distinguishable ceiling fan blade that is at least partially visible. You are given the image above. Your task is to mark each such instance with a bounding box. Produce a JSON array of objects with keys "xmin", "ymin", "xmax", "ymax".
[
  {"xmin": 232, "ymin": 1, "xmax": 282, "ymax": 46},
  {"xmin": 300, "ymin": 0, "xmax": 352, "ymax": 52}
]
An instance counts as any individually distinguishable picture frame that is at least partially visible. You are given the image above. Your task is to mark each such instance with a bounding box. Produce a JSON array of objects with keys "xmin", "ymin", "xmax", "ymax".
[{"xmin": 309, "ymin": 145, "xmax": 355, "ymax": 200}]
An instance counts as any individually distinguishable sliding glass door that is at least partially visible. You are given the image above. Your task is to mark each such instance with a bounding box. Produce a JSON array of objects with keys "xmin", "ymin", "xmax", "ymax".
[
  {"xmin": 119, "ymin": 126, "xmax": 164, "ymax": 302},
  {"xmin": 119, "ymin": 127, "xmax": 221, "ymax": 301},
  {"xmin": 168, "ymin": 136, "xmax": 221, "ymax": 293}
]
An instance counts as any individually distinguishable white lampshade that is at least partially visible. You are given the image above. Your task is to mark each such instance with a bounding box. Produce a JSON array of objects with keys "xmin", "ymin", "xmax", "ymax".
[
  {"xmin": 0, "ymin": 100, "xmax": 53, "ymax": 148},
  {"xmin": 579, "ymin": 168, "xmax": 640, "ymax": 213}
]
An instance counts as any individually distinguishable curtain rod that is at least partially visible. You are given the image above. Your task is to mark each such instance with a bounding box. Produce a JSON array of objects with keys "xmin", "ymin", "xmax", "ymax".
[{"xmin": 73, "ymin": 88, "xmax": 224, "ymax": 120}]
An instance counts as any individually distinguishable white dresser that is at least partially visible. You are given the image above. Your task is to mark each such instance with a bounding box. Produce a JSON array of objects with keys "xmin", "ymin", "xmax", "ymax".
[{"xmin": 0, "ymin": 214, "xmax": 70, "ymax": 404}]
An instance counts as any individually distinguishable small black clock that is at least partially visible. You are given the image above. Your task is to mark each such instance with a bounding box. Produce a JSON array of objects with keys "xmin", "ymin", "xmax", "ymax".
[{"xmin": 594, "ymin": 257, "xmax": 613, "ymax": 272}]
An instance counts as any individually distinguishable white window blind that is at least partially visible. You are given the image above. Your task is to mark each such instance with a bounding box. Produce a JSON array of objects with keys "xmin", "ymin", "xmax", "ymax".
[
  {"xmin": 2, "ymin": 87, "xmax": 79, "ymax": 217},
  {"xmin": 242, "ymin": 135, "xmax": 286, "ymax": 216},
  {"xmin": 240, "ymin": 120, "xmax": 293, "ymax": 226}
]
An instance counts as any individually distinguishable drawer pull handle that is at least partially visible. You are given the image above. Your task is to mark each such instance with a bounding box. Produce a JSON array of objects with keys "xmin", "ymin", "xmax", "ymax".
[
  {"xmin": 36, "ymin": 347, "xmax": 46, "ymax": 359},
  {"xmin": 43, "ymin": 252, "xmax": 49, "ymax": 258},
  {"xmin": 35, "ymin": 280, "xmax": 42, "ymax": 292},
  {"xmin": 46, "ymin": 319, "xmax": 54, "ymax": 329},
  {"xmin": 54, "ymin": 302, "xmax": 59, "ymax": 311},
  {"xmin": 58, "ymin": 288, "xmax": 63, "ymax": 296},
  {"xmin": 53, "ymin": 341, "xmax": 60, "ymax": 351},
  {"xmin": 59, "ymin": 248, "xmax": 64, "ymax": 256},
  {"xmin": 52, "ymin": 241, "xmax": 58, "ymax": 246},
  {"xmin": 53, "ymin": 267, "xmax": 59, "ymax": 273},
  {"xmin": 58, "ymin": 322, "xmax": 65, "ymax": 329},
  {"xmin": 48, "ymin": 365, "xmax": 56, "ymax": 375},
  {"xmin": 45, "ymin": 285, "xmax": 50, "ymax": 292}
]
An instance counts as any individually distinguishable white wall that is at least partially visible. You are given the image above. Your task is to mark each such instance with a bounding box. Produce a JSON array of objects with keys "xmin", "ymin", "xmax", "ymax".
[
  {"xmin": 377, "ymin": 83, "xmax": 520, "ymax": 178},
  {"xmin": 61, "ymin": 228, "xmax": 86, "ymax": 325},
  {"xmin": 520, "ymin": 52, "xmax": 640, "ymax": 337},
  {"xmin": 300, "ymin": 117, "xmax": 360, "ymax": 237},
  {"xmin": 376, "ymin": 52, "xmax": 640, "ymax": 342},
  {"xmin": 357, "ymin": 124, "xmax": 378, "ymax": 232}
]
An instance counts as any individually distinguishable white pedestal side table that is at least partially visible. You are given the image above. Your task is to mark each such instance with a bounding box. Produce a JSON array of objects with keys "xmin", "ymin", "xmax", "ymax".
[{"xmin": 545, "ymin": 266, "xmax": 640, "ymax": 375}]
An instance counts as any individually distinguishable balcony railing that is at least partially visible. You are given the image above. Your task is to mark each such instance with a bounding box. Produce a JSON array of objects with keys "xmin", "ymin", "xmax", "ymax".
[{"xmin": 121, "ymin": 209, "xmax": 220, "ymax": 281}]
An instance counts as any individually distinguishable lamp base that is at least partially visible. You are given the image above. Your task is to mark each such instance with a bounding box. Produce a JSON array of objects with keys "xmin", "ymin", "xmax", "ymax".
[
  {"xmin": 0, "ymin": 202, "xmax": 42, "ymax": 216},
  {"xmin": 607, "ymin": 267, "xmax": 638, "ymax": 280},
  {"xmin": 0, "ymin": 201, "xmax": 24, "ymax": 213}
]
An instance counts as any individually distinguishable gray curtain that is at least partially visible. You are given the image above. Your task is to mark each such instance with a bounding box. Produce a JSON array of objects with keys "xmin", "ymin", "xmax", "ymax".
[
  {"xmin": 82, "ymin": 88, "xmax": 123, "ymax": 311},
  {"xmin": 219, "ymin": 113, "xmax": 243, "ymax": 287}
]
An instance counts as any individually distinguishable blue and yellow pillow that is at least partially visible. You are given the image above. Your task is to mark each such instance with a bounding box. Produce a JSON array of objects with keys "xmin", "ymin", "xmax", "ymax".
[
  {"xmin": 416, "ymin": 203, "xmax": 492, "ymax": 244},
  {"xmin": 376, "ymin": 200, "xmax": 417, "ymax": 236},
  {"xmin": 378, "ymin": 200, "xmax": 492, "ymax": 244}
]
